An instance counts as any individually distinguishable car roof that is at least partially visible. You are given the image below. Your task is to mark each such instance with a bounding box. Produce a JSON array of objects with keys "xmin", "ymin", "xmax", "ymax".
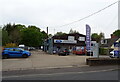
[{"xmin": 4, "ymin": 48, "xmax": 20, "ymax": 49}]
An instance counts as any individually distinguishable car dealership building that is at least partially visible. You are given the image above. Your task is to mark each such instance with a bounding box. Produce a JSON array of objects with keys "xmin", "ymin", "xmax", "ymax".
[{"xmin": 43, "ymin": 33, "xmax": 86, "ymax": 54}]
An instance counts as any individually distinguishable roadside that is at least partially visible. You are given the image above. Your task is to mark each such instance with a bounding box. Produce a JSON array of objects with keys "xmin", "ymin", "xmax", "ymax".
[
  {"xmin": 2, "ymin": 50, "xmax": 90, "ymax": 71},
  {"xmin": 3, "ymin": 65, "xmax": 119, "ymax": 80}
]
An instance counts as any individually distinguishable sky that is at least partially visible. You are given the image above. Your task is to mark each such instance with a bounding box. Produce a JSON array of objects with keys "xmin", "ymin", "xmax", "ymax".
[{"xmin": 0, "ymin": 0, "xmax": 118, "ymax": 38}]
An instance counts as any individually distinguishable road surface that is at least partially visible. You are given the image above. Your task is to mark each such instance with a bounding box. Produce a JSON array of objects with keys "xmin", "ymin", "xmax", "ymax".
[{"xmin": 2, "ymin": 65, "xmax": 119, "ymax": 80}]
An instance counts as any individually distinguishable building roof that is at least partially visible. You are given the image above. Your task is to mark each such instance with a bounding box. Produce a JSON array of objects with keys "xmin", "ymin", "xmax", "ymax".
[
  {"xmin": 52, "ymin": 33, "xmax": 86, "ymax": 40},
  {"xmin": 100, "ymin": 36, "xmax": 120, "ymax": 48}
]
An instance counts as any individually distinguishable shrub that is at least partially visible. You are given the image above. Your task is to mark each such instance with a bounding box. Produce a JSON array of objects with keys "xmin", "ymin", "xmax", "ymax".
[
  {"xmin": 99, "ymin": 48, "xmax": 108, "ymax": 55},
  {"xmin": 4, "ymin": 43, "xmax": 17, "ymax": 48}
]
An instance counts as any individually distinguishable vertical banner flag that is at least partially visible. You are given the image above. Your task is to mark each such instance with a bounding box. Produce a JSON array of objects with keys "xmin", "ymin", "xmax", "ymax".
[{"xmin": 86, "ymin": 24, "xmax": 91, "ymax": 51}]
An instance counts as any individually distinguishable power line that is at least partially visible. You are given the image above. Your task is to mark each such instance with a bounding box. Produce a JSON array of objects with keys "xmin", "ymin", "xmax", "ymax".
[{"xmin": 56, "ymin": 0, "xmax": 119, "ymax": 27}]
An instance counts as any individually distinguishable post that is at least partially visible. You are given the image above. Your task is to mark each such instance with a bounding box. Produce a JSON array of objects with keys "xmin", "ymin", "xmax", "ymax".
[
  {"xmin": 98, "ymin": 43, "xmax": 99, "ymax": 58},
  {"xmin": 47, "ymin": 27, "xmax": 48, "ymax": 36},
  {"xmin": 90, "ymin": 37, "xmax": 91, "ymax": 58}
]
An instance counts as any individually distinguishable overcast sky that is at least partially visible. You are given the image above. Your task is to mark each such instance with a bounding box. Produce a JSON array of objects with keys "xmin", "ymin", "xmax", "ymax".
[{"xmin": 0, "ymin": 0, "xmax": 118, "ymax": 38}]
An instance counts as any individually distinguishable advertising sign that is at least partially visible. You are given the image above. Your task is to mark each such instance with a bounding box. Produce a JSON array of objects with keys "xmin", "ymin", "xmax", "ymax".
[
  {"xmin": 86, "ymin": 24, "xmax": 91, "ymax": 51},
  {"xmin": 78, "ymin": 37, "xmax": 85, "ymax": 41},
  {"xmin": 68, "ymin": 36, "xmax": 75, "ymax": 41},
  {"xmin": 114, "ymin": 42, "xmax": 120, "ymax": 48},
  {"xmin": 54, "ymin": 39, "xmax": 77, "ymax": 44},
  {"xmin": 114, "ymin": 42, "xmax": 120, "ymax": 56}
]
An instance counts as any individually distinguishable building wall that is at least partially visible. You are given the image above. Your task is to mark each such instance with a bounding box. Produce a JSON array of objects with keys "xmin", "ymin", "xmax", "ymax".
[{"xmin": 52, "ymin": 33, "xmax": 86, "ymax": 53}]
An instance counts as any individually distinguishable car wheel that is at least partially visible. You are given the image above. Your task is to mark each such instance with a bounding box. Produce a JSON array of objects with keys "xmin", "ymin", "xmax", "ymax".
[
  {"xmin": 76, "ymin": 53, "xmax": 78, "ymax": 55},
  {"xmin": 3, "ymin": 54, "xmax": 9, "ymax": 59},
  {"xmin": 117, "ymin": 56, "xmax": 120, "ymax": 58},
  {"xmin": 22, "ymin": 54, "xmax": 28, "ymax": 58},
  {"xmin": 109, "ymin": 55, "xmax": 114, "ymax": 58},
  {"xmin": 67, "ymin": 53, "xmax": 69, "ymax": 55},
  {"xmin": 58, "ymin": 54, "xmax": 61, "ymax": 56}
]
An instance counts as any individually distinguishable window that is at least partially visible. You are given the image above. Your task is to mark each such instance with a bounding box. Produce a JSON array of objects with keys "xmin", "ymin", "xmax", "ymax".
[
  {"xmin": 15, "ymin": 49, "xmax": 20, "ymax": 51},
  {"xmin": 9, "ymin": 49, "xmax": 14, "ymax": 51},
  {"xmin": 78, "ymin": 37, "xmax": 85, "ymax": 41},
  {"xmin": 101, "ymin": 39, "xmax": 107, "ymax": 44}
]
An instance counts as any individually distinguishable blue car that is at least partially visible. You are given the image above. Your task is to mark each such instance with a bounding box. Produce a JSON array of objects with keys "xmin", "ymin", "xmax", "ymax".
[{"xmin": 2, "ymin": 48, "xmax": 31, "ymax": 59}]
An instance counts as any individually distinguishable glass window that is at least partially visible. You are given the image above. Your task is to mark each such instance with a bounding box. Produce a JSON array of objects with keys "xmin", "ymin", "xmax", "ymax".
[
  {"xmin": 15, "ymin": 49, "xmax": 20, "ymax": 51},
  {"xmin": 9, "ymin": 49, "xmax": 14, "ymax": 51}
]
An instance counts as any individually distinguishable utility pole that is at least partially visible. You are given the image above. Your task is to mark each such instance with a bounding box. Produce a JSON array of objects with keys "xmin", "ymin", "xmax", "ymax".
[{"xmin": 47, "ymin": 27, "xmax": 48, "ymax": 37}]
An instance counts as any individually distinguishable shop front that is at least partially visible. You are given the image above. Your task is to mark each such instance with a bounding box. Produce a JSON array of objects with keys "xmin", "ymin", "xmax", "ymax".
[{"xmin": 44, "ymin": 33, "xmax": 86, "ymax": 55}]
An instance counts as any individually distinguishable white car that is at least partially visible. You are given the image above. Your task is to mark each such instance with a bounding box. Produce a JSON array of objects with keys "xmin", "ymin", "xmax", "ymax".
[{"xmin": 53, "ymin": 50, "xmax": 57, "ymax": 54}]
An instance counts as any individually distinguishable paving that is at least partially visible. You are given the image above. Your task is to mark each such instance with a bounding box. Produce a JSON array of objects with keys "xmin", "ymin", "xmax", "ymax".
[{"xmin": 2, "ymin": 50, "xmax": 90, "ymax": 71}]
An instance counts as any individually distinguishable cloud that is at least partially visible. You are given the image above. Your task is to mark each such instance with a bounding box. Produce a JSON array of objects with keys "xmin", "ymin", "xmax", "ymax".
[{"xmin": 0, "ymin": 0, "xmax": 118, "ymax": 38}]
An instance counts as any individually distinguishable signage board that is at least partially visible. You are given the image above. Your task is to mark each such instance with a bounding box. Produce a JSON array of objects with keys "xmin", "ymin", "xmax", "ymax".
[
  {"xmin": 78, "ymin": 37, "xmax": 85, "ymax": 41},
  {"xmin": 54, "ymin": 39, "xmax": 77, "ymax": 44},
  {"xmin": 114, "ymin": 50, "xmax": 120, "ymax": 56},
  {"xmin": 86, "ymin": 24, "xmax": 91, "ymax": 51},
  {"xmin": 114, "ymin": 42, "xmax": 120, "ymax": 56},
  {"xmin": 114, "ymin": 42, "xmax": 120, "ymax": 47},
  {"xmin": 68, "ymin": 36, "xmax": 75, "ymax": 41}
]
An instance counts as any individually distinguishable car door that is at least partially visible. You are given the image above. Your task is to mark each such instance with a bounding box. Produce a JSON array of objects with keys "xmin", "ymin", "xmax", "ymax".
[
  {"xmin": 8, "ymin": 48, "xmax": 16, "ymax": 57},
  {"xmin": 13, "ymin": 48, "xmax": 23, "ymax": 57},
  {"xmin": 8, "ymin": 48, "xmax": 22, "ymax": 57}
]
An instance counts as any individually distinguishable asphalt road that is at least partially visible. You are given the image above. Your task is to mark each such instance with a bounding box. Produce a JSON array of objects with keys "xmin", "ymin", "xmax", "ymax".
[{"xmin": 2, "ymin": 65, "xmax": 119, "ymax": 80}]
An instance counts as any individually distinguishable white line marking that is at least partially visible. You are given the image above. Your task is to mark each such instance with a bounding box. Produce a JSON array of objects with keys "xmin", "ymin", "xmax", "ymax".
[{"xmin": 3, "ymin": 68, "xmax": 119, "ymax": 79}]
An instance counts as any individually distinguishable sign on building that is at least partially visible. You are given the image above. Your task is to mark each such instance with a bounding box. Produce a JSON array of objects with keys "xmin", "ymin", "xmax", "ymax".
[
  {"xmin": 78, "ymin": 37, "xmax": 85, "ymax": 41},
  {"xmin": 68, "ymin": 36, "xmax": 75, "ymax": 41},
  {"xmin": 54, "ymin": 39, "xmax": 77, "ymax": 44}
]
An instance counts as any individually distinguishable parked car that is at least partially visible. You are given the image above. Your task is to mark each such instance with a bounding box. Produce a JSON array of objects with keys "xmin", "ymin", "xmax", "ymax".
[
  {"xmin": 2, "ymin": 48, "xmax": 31, "ymax": 59},
  {"xmin": 86, "ymin": 50, "xmax": 93, "ymax": 56},
  {"xmin": 75, "ymin": 49, "xmax": 86, "ymax": 55},
  {"xmin": 109, "ymin": 50, "xmax": 120, "ymax": 58},
  {"xmin": 53, "ymin": 50, "xmax": 57, "ymax": 54},
  {"xmin": 58, "ymin": 48, "xmax": 69, "ymax": 56},
  {"xmin": 29, "ymin": 47, "xmax": 36, "ymax": 51}
]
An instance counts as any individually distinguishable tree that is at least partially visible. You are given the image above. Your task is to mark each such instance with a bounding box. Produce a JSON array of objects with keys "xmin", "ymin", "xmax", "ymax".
[
  {"xmin": 2, "ymin": 23, "xmax": 15, "ymax": 36},
  {"xmin": 99, "ymin": 32, "xmax": 105, "ymax": 39},
  {"xmin": 2, "ymin": 23, "xmax": 26, "ymax": 45},
  {"xmin": 40, "ymin": 31, "xmax": 48, "ymax": 45},
  {"xmin": 69, "ymin": 28, "xmax": 79, "ymax": 34},
  {"xmin": 21, "ymin": 26, "xmax": 44, "ymax": 47},
  {"xmin": 28, "ymin": 25, "xmax": 40, "ymax": 32},
  {"xmin": 0, "ymin": 27, "xmax": 2, "ymax": 46},
  {"xmin": 2, "ymin": 30, "xmax": 9, "ymax": 46},
  {"xmin": 91, "ymin": 32, "xmax": 104, "ymax": 43},
  {"xmin": 2, "ymin": 23, "xmax": 49, "ymax": 47},
  {"xmin": 9, "ymin": 28, "xmax": 21, "ymax": 44},
  {"xmin": 55, "ymin": 32, "xmax": 67, "ymax": 36},
  {"xmin": 41, "ymin": 31, "xmax": 48, "ymax": 39},
  {"xmin": 48, "ymin": 34, "xmax": 53, "ymax": 37},
  {"xmin": 112, "ymin": 30, "xmax": 120, "ymax": 37}
]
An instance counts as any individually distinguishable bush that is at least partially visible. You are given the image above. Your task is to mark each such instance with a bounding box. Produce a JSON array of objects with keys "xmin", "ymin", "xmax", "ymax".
[
  {"xmin": 4, "ymin": 43, "xmax": 17, "ymax": 48},
  {"xmin": 99, "ymin": 48, "xmax": 108, "ymax": 55}
]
